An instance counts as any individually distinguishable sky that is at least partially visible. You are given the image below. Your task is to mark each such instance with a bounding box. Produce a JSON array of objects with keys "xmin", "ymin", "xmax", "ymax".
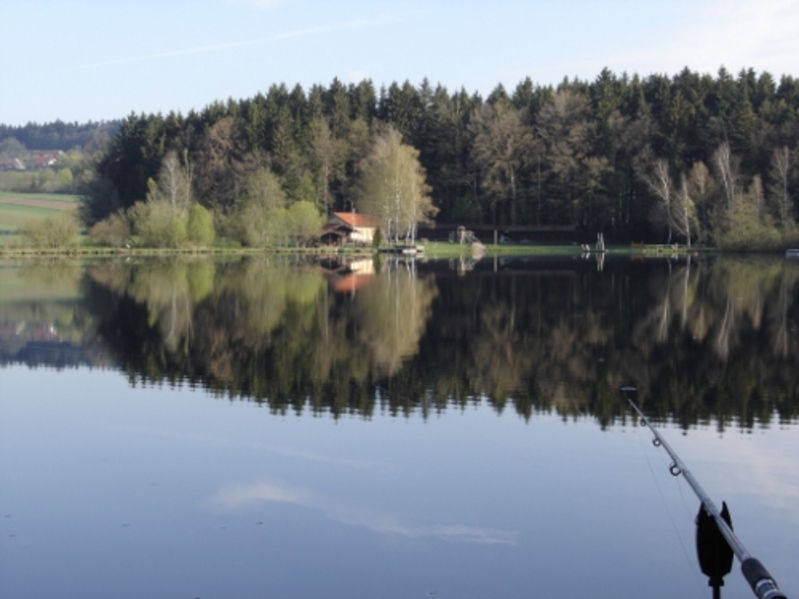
[{"xmin": 1, "ymin": 0, "xmax": 798, "ymax": 126}]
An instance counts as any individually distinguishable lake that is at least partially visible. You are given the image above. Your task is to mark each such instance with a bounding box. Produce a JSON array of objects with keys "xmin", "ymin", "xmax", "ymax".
[{"xmin": 1, "ymin": 254, "xmax": 798, "ymax": 599}]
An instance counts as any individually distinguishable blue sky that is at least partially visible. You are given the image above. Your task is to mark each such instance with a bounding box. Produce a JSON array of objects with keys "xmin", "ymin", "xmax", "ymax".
[{"xmin": 1, "ymin": 0, "xmax": 798, "ymax": 126}]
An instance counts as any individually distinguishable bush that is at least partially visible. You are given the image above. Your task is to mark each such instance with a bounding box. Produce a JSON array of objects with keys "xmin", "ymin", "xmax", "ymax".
[
  {"xmin": 238, "ymin": 202, "xmax": 268, "ymax": 247},
  {"xmin": 239, "ymin": 204, "xmax": 290, "ymax": 247},
  {"xmin": 20, "ymin": 213, "xmax": 80, "ymax": 248},
  {"xmin": 130, "ymin": 200, "xmax": 187, "ymax": 248},
  {"xmin": 286, "ymin": 201, "xmax": 323, "ymax": 246},
  {"xmin": 88, "ymin": 212, "xmax": 130, "ymax": 247},
  {"xmin": 781, "ymin": 227, "xmax": 799, "ymax": 249},
  {"xmin": 716, "ymin": 216, "xmax": 783, "ymax": 251},
  {"xmin": 187, "ymin": 203, "xmax": 215, "ymax": 246}
]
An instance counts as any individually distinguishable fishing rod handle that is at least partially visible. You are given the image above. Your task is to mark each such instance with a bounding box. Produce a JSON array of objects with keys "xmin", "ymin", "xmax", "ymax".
[{"xmin": 742, "ymin": 558, "xmax": 787, "ymax": 599}]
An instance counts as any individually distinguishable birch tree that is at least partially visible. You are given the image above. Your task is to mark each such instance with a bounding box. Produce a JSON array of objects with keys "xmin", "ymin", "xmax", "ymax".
[
  {"xmin": 769, "ymin": 146, "xmax": 793, "ymax": 230},
  {"xmin": 672, "ymin": 175, "xmax": 695, "ymax": 247},
  {"xmin": 639, "ymin": 156, "xmax": 674, "ymax": 243},
  {"xmin": 713, "ymin": 141, "xmax": 739, "ymax": 212},
  {"xmin": 358, "ymin": 126, "xmax": 437, "ymax": 244},
  {"xmin": 147, "ymin": 150, "xmax": 194, "ymax": 214}
]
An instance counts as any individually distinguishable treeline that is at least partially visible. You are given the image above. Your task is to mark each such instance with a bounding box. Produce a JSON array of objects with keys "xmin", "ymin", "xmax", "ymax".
[
  {"xmin": 0, "ymin": 120, "xmax": 120, "ymax": 153},
  {"xmin": 74, "ymin": 256, "xmax": 797, "ymax": 427},
  {"xmin": 3, "ymin": 256, "xmax": 797, "ymax": 426},
  {"xmin": 85, "ymin": 68, "xmax": 799, "ymax": 246}
]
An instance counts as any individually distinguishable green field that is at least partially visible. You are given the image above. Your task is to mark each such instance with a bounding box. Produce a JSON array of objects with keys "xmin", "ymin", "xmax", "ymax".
[
  {"xmin": 0, "ymin": 192, "xmax": 80, "ymax": 237},
  {"xmin": 0, "ymin": 192, "xmax": 81, "ymax": 204}
]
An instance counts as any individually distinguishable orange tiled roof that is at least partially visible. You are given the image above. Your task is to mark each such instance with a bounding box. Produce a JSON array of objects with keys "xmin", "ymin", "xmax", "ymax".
[{"xmin": 333, "ymin": 212, "xmax": 379, "ymax": 228}]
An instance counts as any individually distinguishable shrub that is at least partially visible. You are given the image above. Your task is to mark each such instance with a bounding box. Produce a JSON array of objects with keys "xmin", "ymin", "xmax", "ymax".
[
  {"xmin": 716, "ymin": 215, "xmax": 783, "ymax": 251},
  {"xmin": 239, "ymin": 204, "xmax": 290, "ymax": 247},
  {"xmin": 781, "ymin": 227, "xmax": 799, "ymax": 249},
  {"xmin": 88, "ymin": 212, "xmax": 130, "ymax": 247},
  {"xmin": 286, "ymin": 201, "xmax": 323, "ymax": 246},
  {"xmin": 20, "ymin": 213, "xmax": 80, "ymax": 248},
  {"xmin": 187, "ymin": 203, "xmax": 215, "ymax": 246},
  {"xmin": 238, "ymin": 202, "xmax": 268, "ymax": 247},
  {"xmin": 130, "ymin": 200, "xmax": 187, "ymax": 248}
]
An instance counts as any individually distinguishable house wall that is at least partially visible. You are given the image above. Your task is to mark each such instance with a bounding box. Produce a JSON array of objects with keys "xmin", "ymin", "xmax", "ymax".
[{"xmin": 351, "ymin": 226, "xmax": 374, "ymax": 244}]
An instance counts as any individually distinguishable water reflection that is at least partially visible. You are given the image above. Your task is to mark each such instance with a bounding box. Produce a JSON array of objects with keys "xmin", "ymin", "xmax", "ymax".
[
  {"xmin": 209, "ymin": 479, "xmax": 518, "ymax": 545},
  {"xmin": 1, "ymin": 255, "xmax": 798, "ymax": 427}
]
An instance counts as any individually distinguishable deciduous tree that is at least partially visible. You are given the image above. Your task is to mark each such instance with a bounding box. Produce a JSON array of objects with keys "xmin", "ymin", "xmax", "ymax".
[
  {"xmin": 470, "ymin": 102, "xmax": 533, "ymax": 224},
  {"xmin": 769, "ymin": 146, "xmax": 793, "ymax": 230},
  {"xmin": 358, "ymin": 125, "xmax": 437, "ymax": 244}
]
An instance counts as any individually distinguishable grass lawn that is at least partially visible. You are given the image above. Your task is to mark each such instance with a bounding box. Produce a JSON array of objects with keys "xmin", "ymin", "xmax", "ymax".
[
  {"xmin": 0, "ymin": 192, "xmax": 81, "ymax": 204},
  {"xmin": 422, "ymin": 241, "xmax": 584, "ymax": 259}
]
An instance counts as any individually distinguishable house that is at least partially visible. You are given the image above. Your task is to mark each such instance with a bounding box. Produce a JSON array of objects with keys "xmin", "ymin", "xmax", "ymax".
[
  {"xmin": 31, "ymin": 150, "xmax": 62, "ymax": 168},
  {"xmin": 0, "ymin": 158, "xmax": 26, "ymax": 171},
  {"xmin": 320, "ymin": 212, "xmax": 379, "ymax": 246}
]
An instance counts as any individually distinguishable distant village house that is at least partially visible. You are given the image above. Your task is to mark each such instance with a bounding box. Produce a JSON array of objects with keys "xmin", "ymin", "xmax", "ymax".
[{"xmin": 0, "ymin": 150, "xmax": 62, "ymax": 171}]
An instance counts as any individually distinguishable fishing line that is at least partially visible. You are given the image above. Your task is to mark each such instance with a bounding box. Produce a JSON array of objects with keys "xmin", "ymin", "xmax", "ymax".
[
  {"xmin": 633, "ymin": 418, "xmax": 709, "ymax": 598},
  {"xmin": 622, "ymin": 388, "xmax": 788, "ymax": 599},
  {"xmin": 674, "ymin": 458, "xmax": 700, "ymax": 529}
]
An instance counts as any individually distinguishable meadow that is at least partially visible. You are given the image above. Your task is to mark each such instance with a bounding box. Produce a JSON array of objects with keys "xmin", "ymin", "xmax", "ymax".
[{"xmin": 0, "ymin": 192, "xmax": 80, "ymax": 232}]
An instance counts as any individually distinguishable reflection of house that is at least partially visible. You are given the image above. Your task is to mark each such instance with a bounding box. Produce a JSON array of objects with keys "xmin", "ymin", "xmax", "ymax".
[
  {"xmin": 320, "ymin": 212, "xmax": 379, "ymax": 246},
  {"xmin": 319, "ymin": 258, "xmax": 376, "ymax": 294}
]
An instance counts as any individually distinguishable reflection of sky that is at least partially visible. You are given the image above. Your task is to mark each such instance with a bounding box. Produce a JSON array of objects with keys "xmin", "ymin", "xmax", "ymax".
[
  {"xmin": 672, "ymin": 427, "xmax": 799, "ymax": 513},
  {"xmin": 210, "ymin": 480, "xmax": 518, "ymax": 545},
  {"xmin": 2, "ymin": 365, "xmax": 798, "ymax": 599}
]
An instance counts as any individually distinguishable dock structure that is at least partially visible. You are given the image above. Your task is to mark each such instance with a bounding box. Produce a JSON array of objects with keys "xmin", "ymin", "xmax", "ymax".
[{"xmin": 418, "ymin": 223, "xmax": 577, "ymax": 245}]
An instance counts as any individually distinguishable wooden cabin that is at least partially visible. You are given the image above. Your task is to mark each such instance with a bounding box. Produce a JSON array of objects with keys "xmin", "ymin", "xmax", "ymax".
[{"xmin": 320, "ymin": 212, "xmax": 379, "ymax": 246}]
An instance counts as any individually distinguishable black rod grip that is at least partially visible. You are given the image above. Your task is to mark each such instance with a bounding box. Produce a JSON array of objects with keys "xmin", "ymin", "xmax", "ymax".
[{"xmin": 741, "ymin": 558, "xmax": 787, "ymax": 599}]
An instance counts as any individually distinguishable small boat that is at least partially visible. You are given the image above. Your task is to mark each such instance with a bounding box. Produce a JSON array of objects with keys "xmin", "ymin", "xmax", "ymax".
[{"xmin": 786, "ymin": 249, "xmax": 799, "ymax": 259}]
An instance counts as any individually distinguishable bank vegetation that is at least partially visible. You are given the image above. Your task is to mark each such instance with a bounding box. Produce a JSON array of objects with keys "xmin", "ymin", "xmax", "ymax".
[{"xmin": 4, "ymin": 68, "xmax": 799, "ymax": 252}]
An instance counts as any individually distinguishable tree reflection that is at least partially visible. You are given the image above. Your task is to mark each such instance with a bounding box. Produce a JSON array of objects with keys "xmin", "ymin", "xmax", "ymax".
[
  {"xmin": 355, "ymin": 260, "xmax": 438, "ymax": 376},
  {"xmin": 2, "ymin": 255, "xmax": 797, "ymax": 427},
  {"xmin": 82, "ymin": 255, "xmax": 799, "ymax": 426}
]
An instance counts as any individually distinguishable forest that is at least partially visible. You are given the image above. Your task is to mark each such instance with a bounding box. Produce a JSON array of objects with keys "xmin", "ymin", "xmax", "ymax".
[
  {"xmin": 57, "ymin": 68, "xmax": 799, "ymax": 247},
  {"xmin": 0, "ymin": 120, "xmax": 120, "ymax": 153}
]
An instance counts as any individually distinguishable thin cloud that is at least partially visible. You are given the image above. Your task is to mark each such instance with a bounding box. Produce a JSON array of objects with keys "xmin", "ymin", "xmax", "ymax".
[
  {"xmin": 694, "ymin": 434, "xmax": 799, "ymax": 514},
  {"xmin": 228, "ymin": 0, "xmax": 285, "ymax": 7},
  {"xmin": 74, "ymin": 18, "xmax": 391, "ymax": 71},
  {"xmin": 513, "ymin": 0, "xmax": 799, "ymax": 86},
  {"xmin": 209, "ymin": 480, "xmax": 518, "ymax": 545},
  {"xmin": 212, "ymin": 482, "xmax": 309, "ymax": 506},
  {"xmin": 631, "ymin": 0, "xmax": 799, "ymax": 75}
]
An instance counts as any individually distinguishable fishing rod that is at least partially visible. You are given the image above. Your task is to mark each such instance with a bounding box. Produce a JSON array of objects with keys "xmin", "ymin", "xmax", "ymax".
[{"xmin": 620, "ymin": 386, "xmax": 788, "ymax": 599}]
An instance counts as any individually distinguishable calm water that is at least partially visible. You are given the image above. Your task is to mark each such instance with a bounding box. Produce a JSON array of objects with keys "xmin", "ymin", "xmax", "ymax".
[{"xmin": 1, "ymin": 254, "xmax": 798, "ymax": 599}]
